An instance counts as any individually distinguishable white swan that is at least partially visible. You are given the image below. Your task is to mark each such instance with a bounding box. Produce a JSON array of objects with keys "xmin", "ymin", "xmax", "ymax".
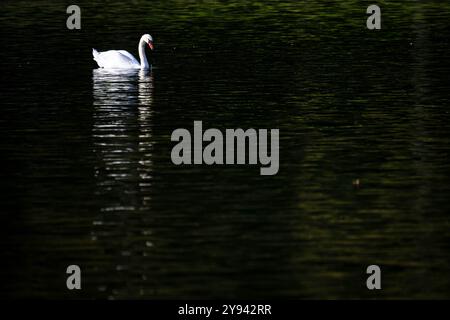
[{"xmin": 92, "ymin": 34, "xmax": 154, "ymax": 69}]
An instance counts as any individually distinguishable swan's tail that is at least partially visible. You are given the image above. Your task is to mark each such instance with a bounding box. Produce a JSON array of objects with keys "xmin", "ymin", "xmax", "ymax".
[{"xmin": 92, "ymin": 48, "xmax": 99, "ymax": 60}]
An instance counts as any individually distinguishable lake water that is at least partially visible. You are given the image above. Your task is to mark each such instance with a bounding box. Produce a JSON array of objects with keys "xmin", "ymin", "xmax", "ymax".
[{"xmin": 1, "ymin": 0, "xmax": 450, "ymax": 298}]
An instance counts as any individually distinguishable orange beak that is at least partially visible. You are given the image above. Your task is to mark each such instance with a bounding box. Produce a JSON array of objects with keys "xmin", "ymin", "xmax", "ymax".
[{"xmin": 148, "ymin": 41, "xmax": 154, "ymax": 50}]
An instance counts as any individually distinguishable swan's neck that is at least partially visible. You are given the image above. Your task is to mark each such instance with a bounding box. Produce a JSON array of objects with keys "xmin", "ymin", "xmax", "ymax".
[{"xmin": 138, "ymin": 38, "xmax": 149, "ymax": 69}]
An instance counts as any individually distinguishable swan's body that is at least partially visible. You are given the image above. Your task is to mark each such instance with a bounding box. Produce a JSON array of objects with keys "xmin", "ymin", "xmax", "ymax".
[
  {"xmin": 93, "ymin": 34, "xmax": 153, "ymax": 69},
  {"xmin": 92, "ymin": 49, "xmax": 141, "ymax": 69}
]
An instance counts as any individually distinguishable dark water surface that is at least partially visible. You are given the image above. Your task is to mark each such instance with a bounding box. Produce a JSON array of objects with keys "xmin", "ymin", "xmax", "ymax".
[{"xmin": 1, "ymin": 0, "xmax": 450, "ymax": 298}]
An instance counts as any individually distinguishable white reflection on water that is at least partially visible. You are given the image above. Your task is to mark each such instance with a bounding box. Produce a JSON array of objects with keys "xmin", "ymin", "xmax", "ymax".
[{"xmin": 92, "ymin": 69, "xmax": 154, "ymax": 297}]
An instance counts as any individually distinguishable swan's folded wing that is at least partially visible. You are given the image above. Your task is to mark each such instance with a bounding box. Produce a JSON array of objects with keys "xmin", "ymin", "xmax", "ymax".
[{"xmin": 117, "ymin": 50, "xmax": 139, "ymax": 63}]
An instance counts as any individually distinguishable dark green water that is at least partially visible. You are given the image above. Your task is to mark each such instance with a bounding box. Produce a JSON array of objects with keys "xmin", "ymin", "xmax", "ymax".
[{"xmin": 1, "ymin": 0, "xmax": 450, "ymax": 298}]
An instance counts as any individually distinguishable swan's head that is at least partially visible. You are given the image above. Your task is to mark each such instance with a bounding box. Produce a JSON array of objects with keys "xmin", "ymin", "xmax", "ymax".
[{"xmin": 141, "ymin": 34, "xmax": 154, "ymax": 50}]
